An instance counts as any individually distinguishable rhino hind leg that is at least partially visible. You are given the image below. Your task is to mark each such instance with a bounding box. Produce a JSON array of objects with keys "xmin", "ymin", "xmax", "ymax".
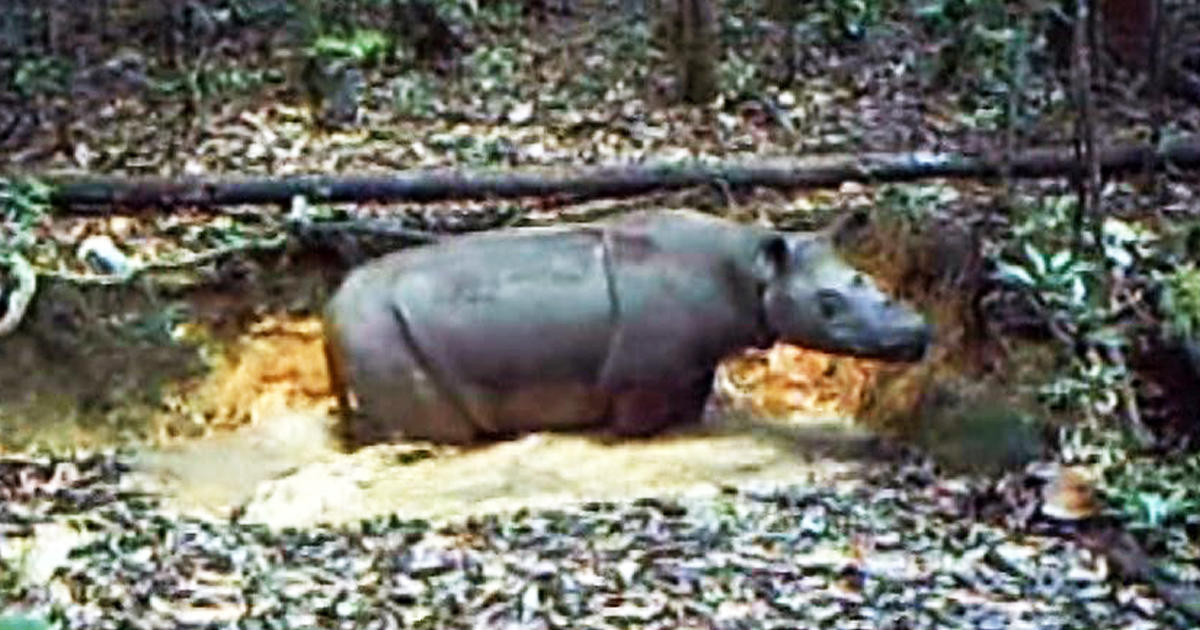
[
  {"xmin": 331, "ymin": 303, "xmax": 481, "ymax": 447},
  {"xmin": 343, "ymin": 349, "xmax": 481, "ymax": 446}
]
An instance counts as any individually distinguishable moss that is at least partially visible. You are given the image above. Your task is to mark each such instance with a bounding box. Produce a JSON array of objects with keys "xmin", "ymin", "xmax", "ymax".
[
  {"xmin": 910, "ymin": 380, "xmax": 1050, "ymax": 476},
  {"xmin": 1161, "ymin": 264, "xmax": 1200, "ymax": 340}
]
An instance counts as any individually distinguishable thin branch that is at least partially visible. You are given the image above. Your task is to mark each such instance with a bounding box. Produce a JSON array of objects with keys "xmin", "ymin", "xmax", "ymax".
[
  {"xmin": 1069, "ymin": 1, "xmax": 1090, "ymax": 252},
  {"xmin": 1003, "ymin": 8, "xmax": 1028, "ymax": 203},
  {"xmin": 37, "ymin": 234, "xmax": 289, "ymax": 286},
  {"xmin": 1083, "ymin": 0, "xmax": 1103, "ymax": 254},
  {"xmin": 1149, "ymin": 0, "xmax": 1166, "ymax": 200}
]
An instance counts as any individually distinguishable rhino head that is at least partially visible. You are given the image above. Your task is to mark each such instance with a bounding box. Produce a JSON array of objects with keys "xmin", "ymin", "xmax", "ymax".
[{"xmin": 753, "ymin": 215, "xmax": 932, "ymax": 362}]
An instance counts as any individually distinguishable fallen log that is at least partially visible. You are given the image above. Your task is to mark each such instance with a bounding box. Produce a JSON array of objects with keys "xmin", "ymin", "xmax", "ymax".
[{"xmin": 41, "ymin": 137, "xmax": 1200, "ymax": 213}]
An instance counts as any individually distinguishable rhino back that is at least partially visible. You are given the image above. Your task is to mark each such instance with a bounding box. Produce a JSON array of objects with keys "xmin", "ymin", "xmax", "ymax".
[{"xmin": 390, "ymin": 227, "xmax": 615, "ymax": 390}]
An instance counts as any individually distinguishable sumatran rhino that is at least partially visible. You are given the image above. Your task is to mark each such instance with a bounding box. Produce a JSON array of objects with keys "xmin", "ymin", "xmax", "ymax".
[{"xmin": 323, "ymin": 209, "xmax": 931, "ymax": 446}]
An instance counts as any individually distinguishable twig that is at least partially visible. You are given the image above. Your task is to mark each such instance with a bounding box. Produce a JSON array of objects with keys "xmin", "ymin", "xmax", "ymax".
[
  {"xmin": 1104, "ymin": 344, "xmax": 1154, "ymax": 446},
  {"xmin": 710, "ymin": 177, "xmax": 736, "ymax": 209},
  {"xmin": 757, "ymin": 96, "xmax": 798, "ymax": 143},
  {"xmin": 37, "ymin": 234, "xmax": 289, "ymax": 286},
  {"xmin": 1148, "ymin": 0, "xmax": 1166, "ymax": 202},
  {"xmin": 285, "ymin": 217, "xmax": 440, "ymax": 244},
  {"xmin": 0, "ymin": 252, "xmax": 37, "ymax": 337}
]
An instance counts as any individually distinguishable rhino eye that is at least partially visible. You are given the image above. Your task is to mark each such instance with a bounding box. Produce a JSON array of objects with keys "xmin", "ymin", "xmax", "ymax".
[{"xmin": 817, "ymin": 290, "xmax": 845, "ymax": 319}]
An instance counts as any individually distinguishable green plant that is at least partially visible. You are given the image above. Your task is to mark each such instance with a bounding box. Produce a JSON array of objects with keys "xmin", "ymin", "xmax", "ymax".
[
  {"xmin": 0, "ymin": 177, "xmax": 51, "ymax": 253},
  {"xmin": 428, "ymin": 0, "xmax": 479, "ymax": 23},
  {"xmin": 154, "ymin": 65, "xmax": 283, "ymax": 99},
  {"xmin": 993, "ymin": 209, "xmax": 1176, "ymax": 428},
  {"xmin": 1036, "ymin": 357, "xmax": 1127, "ymax": 418},
  {"xmin": 466, "ymin": 45, "xmax": 521, "ymax": 95},
  {"xmin": 1010, "ymin": 194, "xmax": 1075, "ymax": 243},
  {"xmin": 993, "ymin": 243, "xmax": 1095, "ymax": 315},
  {"xmin": 718, "ymin": 51, "xmax": 763, "ymax": 100},
  {"xmin": 310, "ymin": 29, "xmax": 391, "ymax": 65},
  {"xmin": 877, "ymin": 183, "xmax": 961, "ymax": 220},
  {"xmin": 204, "ymin": 66, "xmax": 281, "ymax": 95},
  {"xmin": 1159, "ymin": 264, "xmax": 1200, "ymax": 340},
  {"xmin": 225, "ymin": 0, "xmax": 296, "ymax": 24},
  {"xmin": 912, "ymin": 0, "xmax": 1030, "ymax": 128},
  {"xmin": 991, "ymin": 237, "xmax": 1134, "ymax": 418},
  {"xmin": 1104, "ymin": 454, "xmax": 1200, "ymax": 532},
  {"xmin": 427, "ymin": 129, "xmax": 516, "ymax": 165},
  {"xmin": 1100, "ymin": 216, "xmax": 1158, "ymax": 270},
  {"xmin": 12, "ymin": 57, "xmax": 72, "ymax": 98},
  {"xmin": 391, "ymin": 73, "xmax": 439, "ymax": 117},
  {"xmin": 478, "ymin": 0, "xmax": 523, "ymax": 27},
  {"xmin": 815, "ymin": 0, "xmax": 890, "ymax": 41}
]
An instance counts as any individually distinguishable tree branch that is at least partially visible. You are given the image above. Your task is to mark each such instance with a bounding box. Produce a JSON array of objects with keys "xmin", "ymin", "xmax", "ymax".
[{"xmin": 40, "ymin": 138, "xmax": 1200, "ymax": 213}]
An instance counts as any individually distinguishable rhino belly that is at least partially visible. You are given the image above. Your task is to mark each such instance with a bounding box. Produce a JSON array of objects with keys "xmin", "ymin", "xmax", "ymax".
[
  {"xmin": 394, "ymin": 229, "xmax": 617, "ymax": 434},
  {"xmin": 468, "ymin": 381, "xmax": 611, "ymax": 435}
]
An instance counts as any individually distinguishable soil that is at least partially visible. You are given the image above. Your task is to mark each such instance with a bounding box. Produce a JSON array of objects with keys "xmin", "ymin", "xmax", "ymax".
[{"xmin": 127, "ymin": 406, "xmax": 892, "ymax": 529}]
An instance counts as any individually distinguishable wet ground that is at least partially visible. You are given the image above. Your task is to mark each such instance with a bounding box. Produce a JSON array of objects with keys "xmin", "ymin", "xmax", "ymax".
[
  {"xmin": 126, "ymin": 406, "xmax": 891, "ymax": 529},
  {"xmin": 83, "ymin": 314, "xmax": 890, "ymax": 530}
]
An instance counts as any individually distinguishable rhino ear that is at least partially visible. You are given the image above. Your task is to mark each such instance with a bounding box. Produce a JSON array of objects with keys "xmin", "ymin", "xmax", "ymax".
[{"xmin": 753, "ymin": 234, "xmax": 791, "ymax": 281}]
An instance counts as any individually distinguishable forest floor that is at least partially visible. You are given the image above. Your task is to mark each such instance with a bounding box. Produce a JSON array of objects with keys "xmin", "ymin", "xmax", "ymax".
[{"xmin": 2, "ymin": 0, "xmax": 1200, "ymax": 627}]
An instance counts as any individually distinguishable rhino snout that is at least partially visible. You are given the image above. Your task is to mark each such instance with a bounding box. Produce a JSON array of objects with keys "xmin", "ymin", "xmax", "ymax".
[
  {"xmin": 766, "ymin": 290, "xmax": 933, "ymax": 362},
  {"xmin": 863, "ymin": 296, "xmax": 933, "ymax": 361},
  {"xmin": 878, "ymin": 319, "xmax": 932, "ymax": 362}
]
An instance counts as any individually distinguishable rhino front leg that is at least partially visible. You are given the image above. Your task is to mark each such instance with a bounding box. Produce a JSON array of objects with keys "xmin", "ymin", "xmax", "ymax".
[{"xmin": 608, "ymin": 370, "xmax": 715, "ymax": 439}]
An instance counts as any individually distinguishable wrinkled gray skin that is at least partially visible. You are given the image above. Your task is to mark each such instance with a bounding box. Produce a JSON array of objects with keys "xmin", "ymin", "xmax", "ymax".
[{"xmin": 324, "ymin": 209, "xmax": 931, "ymax": 446}]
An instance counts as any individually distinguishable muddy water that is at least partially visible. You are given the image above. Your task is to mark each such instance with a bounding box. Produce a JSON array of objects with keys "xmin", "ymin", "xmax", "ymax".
[
  {"xmin": 127, "ymin": 408, "xmax": 889, "ymax": 530},
  {"xmin": 106, "ymin": 315, "xmax": 891, "ymax": 530}
]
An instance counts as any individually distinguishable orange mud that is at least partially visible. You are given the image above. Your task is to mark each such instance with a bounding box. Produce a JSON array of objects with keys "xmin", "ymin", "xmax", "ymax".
[
  {"xmin": 156, "ymin": 314, "xmax": 880, "ymax": 437},
  {"xmin": 152, "ymin": 316, "xmax": 339, "ymax": 442}
]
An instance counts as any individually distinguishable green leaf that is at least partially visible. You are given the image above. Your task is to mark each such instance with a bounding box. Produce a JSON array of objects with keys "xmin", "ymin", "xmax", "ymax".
[
  {"xmin": 0, "ymin": 615, "xmax": 52, "ymax": 630},
  {"xmin": 993, "ymin": 261, "xmax": 1035, "ymax": 287},
  {"xmin": 1086, "ymin": 326, "xmax": 1127, "ymax": 349},
  {"xmin": 1023, "ymin": 242, "xmax": 1047, "ymax": 277},
  {"xmin": 1106, "ymin": 243, "xmax": 1134, "ymax": 269},
  {"xmin": 1138, "ymin": 493, "xmax": 1172, "ymax": 527},
  {"xmin": 1049, "ymin": 249, "xmax": 1072, "ymax": 273},
  {"xmin": 1070, "ymin": 277, "xmax": 1088, "ymax": 306}
]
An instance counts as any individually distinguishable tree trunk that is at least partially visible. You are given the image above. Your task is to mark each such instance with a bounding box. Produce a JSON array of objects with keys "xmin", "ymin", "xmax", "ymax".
[
  {"xmin": 1102, "ymin": 0, "xmax": 1156, "ymax": 69},
  {"xmin": 675, "ymin": 0, "xmax": 719, "ymax": 104}
]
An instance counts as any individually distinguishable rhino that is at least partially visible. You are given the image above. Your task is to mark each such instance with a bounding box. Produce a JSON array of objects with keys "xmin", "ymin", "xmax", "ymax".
[{"xmin": 323, "ymin": 209, "xmax": 931, "ymax": 446}]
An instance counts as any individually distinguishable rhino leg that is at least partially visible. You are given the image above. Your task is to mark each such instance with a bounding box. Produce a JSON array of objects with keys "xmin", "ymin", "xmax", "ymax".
[
  {"xmin": 332, "ymin": 301, "xmax": 480, "ymax": 446},
  {"xmin": 608, "ymin": 369, "xmax": 714, "ymax": 438},
  {"xmin": 353, "ymin": 355, "xmax": 479, "ymax": 445}
]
